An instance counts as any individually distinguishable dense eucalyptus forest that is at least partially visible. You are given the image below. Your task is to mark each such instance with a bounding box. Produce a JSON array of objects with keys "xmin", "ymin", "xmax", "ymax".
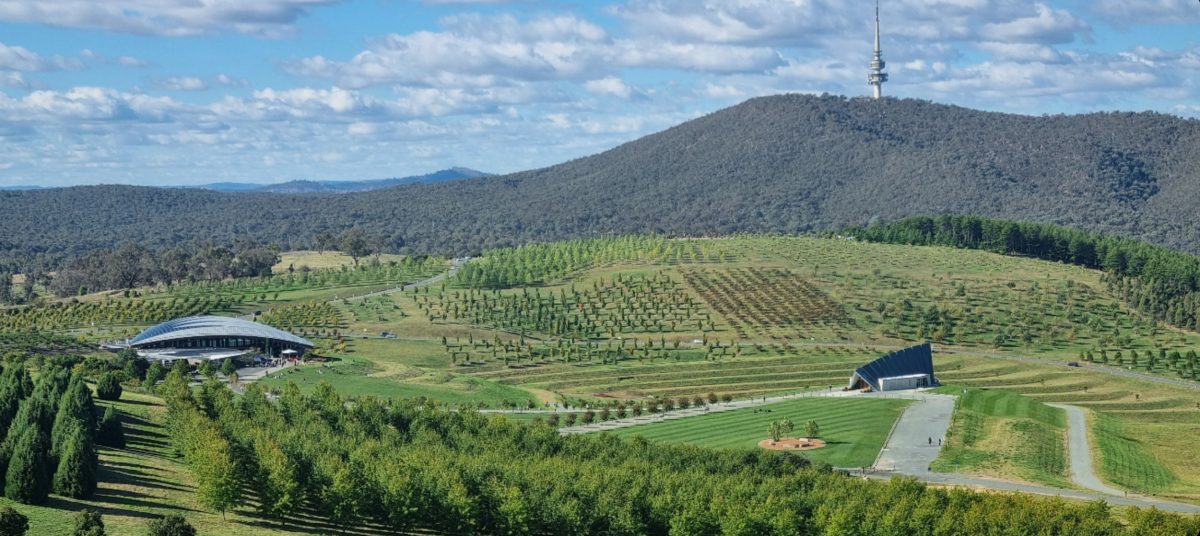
[{"xmin": 2, "ymin": 94, "xmax": 1200, "ymax": 274}]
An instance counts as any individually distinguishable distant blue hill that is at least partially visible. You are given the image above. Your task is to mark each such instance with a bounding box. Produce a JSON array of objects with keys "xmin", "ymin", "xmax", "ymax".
[{"xmin": 196, "ymin": 167, "xmax": 490, "ymax": 194}]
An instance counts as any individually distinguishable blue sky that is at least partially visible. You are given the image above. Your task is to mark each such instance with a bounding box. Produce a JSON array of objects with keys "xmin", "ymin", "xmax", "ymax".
[{"xmin": 0, "ymin": 0, "xmax": 1197, "ymax": 187}]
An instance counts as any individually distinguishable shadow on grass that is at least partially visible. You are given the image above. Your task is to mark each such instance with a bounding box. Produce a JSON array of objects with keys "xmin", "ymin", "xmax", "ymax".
[{"xmin": 100, "ymin": 463, "xmax": 193, "ymax": 493}]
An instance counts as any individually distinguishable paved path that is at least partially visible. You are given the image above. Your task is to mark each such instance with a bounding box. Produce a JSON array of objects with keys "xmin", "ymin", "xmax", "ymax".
[
  {"xmin": 1049, "ymin": 403, "xmax": 1125, "ymax": 496},
  {"xmin": 872, "ymin": 393, "xmax": 956, "ymax": 474},
  {"xmin": 861, "ymin": 472, "xmax": 1200, "ymax": 513}
]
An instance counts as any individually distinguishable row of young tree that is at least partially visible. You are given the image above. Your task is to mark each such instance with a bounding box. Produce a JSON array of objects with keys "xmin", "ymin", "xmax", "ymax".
[
  {"xmin": 161, "ymin": 375, "xmax": 1200, "ymax": 535},
  {"xmin": 0, "ymin": 361, "xmax": 124, "ymax": 505},
  {"xmin": 847, "ymin": 215, "xmax": 1200, "ymax": 335}
]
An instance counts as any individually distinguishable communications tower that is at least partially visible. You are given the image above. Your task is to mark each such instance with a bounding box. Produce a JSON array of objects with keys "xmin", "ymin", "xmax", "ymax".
[{"xmin": 867, "ymin": 1, "xmax": 888, "ymax": 99}]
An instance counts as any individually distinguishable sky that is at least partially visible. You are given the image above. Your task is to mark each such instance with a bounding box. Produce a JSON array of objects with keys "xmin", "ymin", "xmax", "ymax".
[{"xmin": 0, "ymin": 0, "xmax": 1197, "ymax": 187}]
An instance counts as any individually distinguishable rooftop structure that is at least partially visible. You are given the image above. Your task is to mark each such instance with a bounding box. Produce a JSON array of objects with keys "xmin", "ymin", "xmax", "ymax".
[
  {"xmin": 127, "ymin": 315, "xmax": 314, "ymax": 361},
  {"xmin": 868, "ymin": 1, "xmax": 888, "ymax": 99},
  {"xmin": 848, "ymin": 343, "xmax": 937, "ymax": 392}
]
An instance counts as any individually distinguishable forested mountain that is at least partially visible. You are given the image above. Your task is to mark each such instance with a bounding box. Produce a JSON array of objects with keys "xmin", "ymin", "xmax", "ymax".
[
  {"xmin": 3, "ymin": 93, "xmax": 1200, "ymax": 272},
  {"xmin": 196, "ymin": 167, "xmax": 489, "ymax": 194}
]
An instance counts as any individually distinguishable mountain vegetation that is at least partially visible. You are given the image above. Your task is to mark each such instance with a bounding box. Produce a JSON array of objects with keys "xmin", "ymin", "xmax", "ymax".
[
  {"xmin": 2, "ymin": 94, "xmax": 1200, "ymax": 274},
  {"xmin": 195, "ymin": 166, "xmax": 488, "ymax": 194}
]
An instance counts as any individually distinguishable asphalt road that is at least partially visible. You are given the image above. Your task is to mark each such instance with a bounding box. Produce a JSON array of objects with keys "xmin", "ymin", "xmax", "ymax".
[
  {"xmin": 1050, "ymin": 403, "xmax": 1126, "ymax": 496},
  {"xmin": 872, "ymin": 393, "xmax": 955, "ymax": 474}
]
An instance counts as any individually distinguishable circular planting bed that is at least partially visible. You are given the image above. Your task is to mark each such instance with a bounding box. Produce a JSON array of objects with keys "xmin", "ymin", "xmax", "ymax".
[{"xmin": 758, "ymin": 438, "xmax": 826, "ymax": 451}]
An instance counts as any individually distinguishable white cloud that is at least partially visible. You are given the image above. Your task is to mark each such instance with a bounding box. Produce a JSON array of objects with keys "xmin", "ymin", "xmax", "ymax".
[
  {"xmin": 1091, "ymin": 0, "xmax": 1200, "ymax": 25},
  {"xmin": 584, "ymin": 77, "xmax": 633, "ymax": 98},
  {"xmin": 979, "ymin": 3, "xmax": 1089, "ymax": 44},
  {"xmin": 156, "ymin": 76, "xmax": 208, "ymax": 91},
  {"xmin": 288, "ymin": 13, "xmax": 783, "ymax": 89},
  {"xmin": 117, "ymin": 55, "xmax": 151, "ymax": 68},
  {"xmin": 0, "ymin": 0, "xmax": 345, "ymax": 37}
]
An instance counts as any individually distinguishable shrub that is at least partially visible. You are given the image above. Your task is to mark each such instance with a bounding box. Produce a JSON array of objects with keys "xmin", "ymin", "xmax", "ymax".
[
  {"xmin": 0, "ymin": 506, "xmax": 28, "ymax": 536},
  {"xmin": 146, "ymin": 515, "xmax": 195, "ymax": 536},
  {"xmin": 72, "ymin": 509, "xmax": 105, "ymax": 536},
  {"xmin": 95, "ymin": 373, "xmax": 122, "ymax": 401},
  {"xmin": 96, "ymin": 407, "xmax": 125, "ymax": 449}
]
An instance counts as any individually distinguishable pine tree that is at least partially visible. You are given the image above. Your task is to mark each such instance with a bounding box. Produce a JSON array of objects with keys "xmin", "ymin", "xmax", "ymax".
[
  {"xmin": 4, "ymin": 424, "xmax": 51, "ymax": 505},
  {"xmin": 146, "ymin": 515, "xmax": 195, "ymax": 536},
  {"xmin": 96, "ymin": 407, "xmax": 125, "ymax": 449},
  {"xmin": 95, "ymin": 372, "xmax": 122, "ymax": 402},
  {"xmin": 0, "ymin": 506, "xmax": 28, "ymax": 536},
  {"xmin": 53, "ymin": 424, "xmax": 97, "ymax": 499},
  {"xmin": 52, "ymin": 375, "xmax": 95, "ymax": 459},
  {"xmin": 71, "ymin": 509, "xmax": 105, "ymax": 536}
]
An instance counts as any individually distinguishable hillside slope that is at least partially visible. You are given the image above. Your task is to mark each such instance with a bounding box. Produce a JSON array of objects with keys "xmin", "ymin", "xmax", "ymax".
[{"xmin": 3, "ymin": 94, "xmax": 1200, "ymax": 269}]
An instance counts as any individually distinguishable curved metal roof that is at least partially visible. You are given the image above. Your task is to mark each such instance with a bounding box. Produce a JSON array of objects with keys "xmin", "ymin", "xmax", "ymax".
[{"xmin": 129, "ymin": 315, "xmax": 314, "ymax": 349}]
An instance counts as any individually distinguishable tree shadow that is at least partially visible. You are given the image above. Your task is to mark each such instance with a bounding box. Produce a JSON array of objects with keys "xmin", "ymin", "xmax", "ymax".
[
  {"xmin": 100, "ymin": 463, "xmax": 193, "ymax": 493},
  {"xmin": 89, "ymin": 487, "xmax": 198, "ymax": 513},
  {"xmin": 46, "ymin": 496, "xmax": 163, "ymax": 520}
]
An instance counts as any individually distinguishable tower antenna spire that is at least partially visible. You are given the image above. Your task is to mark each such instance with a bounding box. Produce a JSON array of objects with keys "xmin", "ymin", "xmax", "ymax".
[{"xmin": 868, "ymin": 0, "xmax": 888, "ymax": 99}]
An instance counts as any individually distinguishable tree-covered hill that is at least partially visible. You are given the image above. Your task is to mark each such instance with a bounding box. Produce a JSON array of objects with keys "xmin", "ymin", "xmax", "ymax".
[{"xmin": 4, "ymin": 93, "xmax": 1200, "ymax": 271}]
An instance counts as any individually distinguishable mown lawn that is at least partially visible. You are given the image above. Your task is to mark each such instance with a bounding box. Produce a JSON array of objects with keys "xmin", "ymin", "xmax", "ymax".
[
  {"xmin": 931, "ymin": 386, "xmax": 1070, "ymax": 488},
  {"xmin": 607, "ymin": 397, "xmax": 909, "ymax": 468},
  {"xmin": 1092, "ymin": 412, "xmax": 1177, "ymax": 493}
]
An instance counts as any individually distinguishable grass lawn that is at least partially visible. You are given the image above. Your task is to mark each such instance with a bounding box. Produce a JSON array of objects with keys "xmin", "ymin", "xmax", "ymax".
[
  {"xmin": 931, "ymin": 386, "xmax": 1070, "ymax": 488},
  {"xmin": 256, "ymin": 359, "xmax": 537, "ymax": 407},
  {"xmin": 1092, "ymin": 412, "xmax": 1177, "ymax": 493},
  {"xmin": 606, "ymin": 397, "xmax": 910, "ymax": 468}
]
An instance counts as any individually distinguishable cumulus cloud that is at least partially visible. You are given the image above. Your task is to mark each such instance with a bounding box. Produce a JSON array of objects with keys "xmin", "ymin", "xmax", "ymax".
[
  {"xmin": 287, "ymin": 12, "xmax": 782, "ymax": 89},
  {"xmin": 1091, "ymin": 0, "xmax": 1200, "ymax": 25},
  {"xmin": 584, "ymin": 77, "xmax": 634, "ymax": 98},
  {"xmin": 979, "ymin": 3, "xmax": 1089, "ymax": 44},
  {"xmin": 156, "ymin": 76, "xmax": 208, "ymax": 91},
  {"xmin": 0, "ymin": 0, "xmax": 345, "ymax": 37}
]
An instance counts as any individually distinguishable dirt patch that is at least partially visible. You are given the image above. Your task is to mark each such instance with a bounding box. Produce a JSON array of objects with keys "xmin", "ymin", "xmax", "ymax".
[{"xmin": 758, "ymin": 437, "xmax": 827, "ymax": 451}]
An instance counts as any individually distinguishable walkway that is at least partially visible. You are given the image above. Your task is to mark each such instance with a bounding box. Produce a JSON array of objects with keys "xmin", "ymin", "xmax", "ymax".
[
  {"xmin": 1049, "ymin": 403, "xmax": 1125, "ymax": 496},
  {"xmin": 872, "ymin": 393, "xmax": 955, "ymax": 474}
]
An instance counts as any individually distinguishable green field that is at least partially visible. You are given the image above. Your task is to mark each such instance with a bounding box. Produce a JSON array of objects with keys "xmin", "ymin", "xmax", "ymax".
[
  {"xmin": 1092, "ymin": 412, "xmax": 1177, "ymax": 493},
  {"xmin": 4, "ymin": 233, "xmax": 1200, "ymax": 514},
  {"xmin": 255, "ymin": 357, "xmax": 536, "ymax": 407},
  {"xmin": 931, "ymin": 387, "xmax": 1069, "ymax": 487},
  {"xmin": 607, "ymin": 397, "xmax": 911, "ymax": 467}
]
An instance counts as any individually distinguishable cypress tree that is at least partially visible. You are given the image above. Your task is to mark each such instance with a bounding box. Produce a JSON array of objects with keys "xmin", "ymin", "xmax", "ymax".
[
  {"xmin": 52, "ymin": 424, "xmax": 97, "ymax": 499},
  {"xmin": 0, "ymin": 506, "xmax": 28, "ymax": 536},
  {"xmin": 4, "ymin": 424, "xmax": 51, "ymax": 505},
  {"xmin": 95, "ymin": 372, "xmax": 122, "ymax": 402},
  {"xmin": 71, "ymin": 509, "xmax": 105, "ymax": 536},
  {"xmin": 52, "ymin": 375, "xmax": 95, "ymax": 459},
  {"xmin": 96, "ymin": 407, "xmax": 125, "ymax": 449}
]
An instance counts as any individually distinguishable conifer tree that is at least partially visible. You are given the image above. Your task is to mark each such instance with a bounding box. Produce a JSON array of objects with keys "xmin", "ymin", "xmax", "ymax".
[
  {"xmin": 0, "ymin": 506, "xmax": 28, "ymax": 536},
  {"xmin": 96, "ymin": 407, "xmax": 125, "ymax": 449},
  {"xmin": 71, "ymin": 509, "xmax": 105, "ymax": 536},
  {"xmin": 95, "ymin": 372, "xmax": 122, "ymax": 401},
  {"xmin": 4, "ymin": 424, "xmax": 51, "ymax": 504},
  {"xmin": 53, "ymin": 424, "xmax": 97, "ymax": 499}
]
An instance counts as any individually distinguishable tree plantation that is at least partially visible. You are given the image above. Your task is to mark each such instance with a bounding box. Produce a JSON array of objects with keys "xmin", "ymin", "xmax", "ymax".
[{"xmin": 159, "ymin": 376, "xmax": 1198, "ymax": 535}]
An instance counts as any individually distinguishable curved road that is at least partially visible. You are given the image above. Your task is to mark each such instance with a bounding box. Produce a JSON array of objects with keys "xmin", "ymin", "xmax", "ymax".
[{"xmin": 1049, "ymin": 403, "xmax": 1125, "ymax": 496}]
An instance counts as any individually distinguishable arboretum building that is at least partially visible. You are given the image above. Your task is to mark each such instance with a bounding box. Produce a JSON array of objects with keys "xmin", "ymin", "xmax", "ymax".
[
  {"xmin": 123, "ymin": 315, "xmax": 314, "ymax": 363},
  {"xmin": 847, "ymin": 343, "xmax": 938, "ymax": 392}
]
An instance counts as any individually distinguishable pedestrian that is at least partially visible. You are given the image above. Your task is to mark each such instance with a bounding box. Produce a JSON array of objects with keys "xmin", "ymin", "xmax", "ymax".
[
  {"xmin": 928, "ymin": 436, "xmax": 932, "ymax": 445},
  {"xmin": 938, "ymin": 438, "xmax": 942, "ymax": 446}
]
